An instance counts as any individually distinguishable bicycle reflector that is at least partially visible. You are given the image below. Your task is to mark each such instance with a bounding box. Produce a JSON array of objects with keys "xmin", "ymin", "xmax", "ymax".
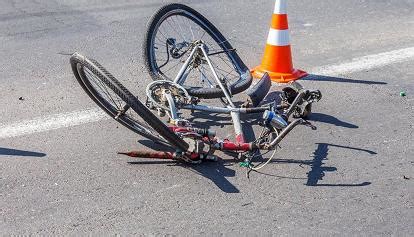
[{"xmin": 263, "ymin": 110, "xmax": 288, "ymax": 129}]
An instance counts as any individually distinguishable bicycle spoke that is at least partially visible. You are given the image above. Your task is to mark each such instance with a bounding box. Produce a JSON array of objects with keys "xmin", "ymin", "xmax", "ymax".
[
  {"xmin": 85, "ymin": 69, "xmax": 123, "ymax": 109},
  {"xmin": 173, "ymin": 15, "xmax": 188, "ymax": 42},
  {"xmin": 185, "ymin": 17, "xmax": 195, "ymax": 40},
  {"xmin": 166, "ymin": 18, "xmax": 186, "ymax": 43},
  {"xmin": 163, "ymin": 60, "xmax": 184, "ymax": 74}
]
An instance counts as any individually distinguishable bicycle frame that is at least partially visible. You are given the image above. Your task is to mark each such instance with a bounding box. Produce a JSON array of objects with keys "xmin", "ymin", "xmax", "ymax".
[{"xmin": 156, "ymin": 42, "xmax": 309, "ymax": 153}]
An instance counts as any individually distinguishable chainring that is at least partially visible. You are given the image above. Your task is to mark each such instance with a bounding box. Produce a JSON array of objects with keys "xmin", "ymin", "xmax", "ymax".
[{"xmin": 146, "ymin": 80, "xmax": 191, "ymax": 110}]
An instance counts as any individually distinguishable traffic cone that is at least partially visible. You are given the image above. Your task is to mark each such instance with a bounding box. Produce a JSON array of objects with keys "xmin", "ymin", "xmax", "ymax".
[{"xmin": 251, "ymin": 0, "xmax": 307, "ymax": 83}]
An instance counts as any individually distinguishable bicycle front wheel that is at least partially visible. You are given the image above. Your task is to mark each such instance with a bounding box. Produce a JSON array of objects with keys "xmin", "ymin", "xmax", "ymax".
[
  {"xmin": 143, "ymin": 3, "xmax": 252, "ymax": 99},
  {"xmin": 70, "ymin": 53, "xmax": 189, "ymax": 151}
]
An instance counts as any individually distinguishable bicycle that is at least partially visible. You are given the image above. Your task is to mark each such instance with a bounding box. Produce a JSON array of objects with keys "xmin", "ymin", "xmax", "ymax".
[{"xmin": 70, "ymin": 3, "xmax": 321, "ymax": 172}]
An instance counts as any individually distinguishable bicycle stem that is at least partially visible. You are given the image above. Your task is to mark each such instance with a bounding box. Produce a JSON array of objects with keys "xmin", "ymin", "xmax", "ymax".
[{"xmin": 284, "ymin": 90, "xmax": 308, "ymax": 118}]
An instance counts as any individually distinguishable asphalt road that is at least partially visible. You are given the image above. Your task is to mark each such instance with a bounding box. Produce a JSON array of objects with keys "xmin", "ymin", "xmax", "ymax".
[{"xmin": 1, "ymin": 0, "xmax": 413, "ymax": 235}]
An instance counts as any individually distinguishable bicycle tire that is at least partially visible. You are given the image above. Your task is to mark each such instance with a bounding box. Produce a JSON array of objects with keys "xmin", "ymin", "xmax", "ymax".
[
  {"xmin": 70, "ymin": 53, "xmax": 189, "ymax": 151},
  {"xmin": 143, "ymin": 3, "xmax": 252, "ymax": 99}
]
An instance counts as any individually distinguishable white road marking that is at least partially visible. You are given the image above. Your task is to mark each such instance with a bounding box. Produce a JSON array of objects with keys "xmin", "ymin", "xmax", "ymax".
[
  {"xmin": 310, "ymin": 46, "xmax": 414, "ymax": 76},
  {"xmin": 0, "ymin": 108, "xmax": 107, "ymax": 139},
  {"xmin": 1, "ymin": 47, "xmax": 414, "ymax": 139}
]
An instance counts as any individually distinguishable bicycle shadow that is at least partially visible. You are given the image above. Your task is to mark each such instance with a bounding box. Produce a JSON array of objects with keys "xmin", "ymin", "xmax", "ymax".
[
  {"xmin": 306, "ymin": 143, "xmax": 375, "ymax": 186},
  {"xmin": 131, "ymin": 140, "xmax": 375, "ymax": 192},
  {"xmin": 308, "ymin": 113, "xmax": 358, "ymax": 128},
  {"xmin": 0, "ymin": 147, "xmax": 46, "ymax": 157},
  {"xmin": 134, "ymin": 134, "xmax": 240, "ymax": 192},
  {"xmin": 128, "ymin": 158, "xmax": 240, "ymax": 193},
  {"xmin": 242, "ymin": 114, "xmax": 373, "ymax": 187},
  {"xmin": 181, "ymin": 159, "xmax": 239, "ymax": 193}
]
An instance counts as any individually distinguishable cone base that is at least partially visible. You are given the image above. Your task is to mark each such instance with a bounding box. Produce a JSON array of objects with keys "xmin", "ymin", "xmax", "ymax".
[{"xmin": 251, "ymin": 65, "xmax": 308, "ymax": 83}]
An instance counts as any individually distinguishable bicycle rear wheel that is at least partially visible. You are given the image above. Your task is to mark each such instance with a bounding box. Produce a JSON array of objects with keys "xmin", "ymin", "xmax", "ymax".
[
  {"xmin": 143, "ymin": 3, "xmax": 252, "ymax": 99},
  {"xmin": 70, "ymin": 53, "xmax": 189, "ymax": 151}
]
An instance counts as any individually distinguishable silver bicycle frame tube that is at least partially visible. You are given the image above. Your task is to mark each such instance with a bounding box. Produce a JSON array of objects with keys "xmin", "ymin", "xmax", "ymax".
[
  {"xmin": 164, "ymin": 93, "xmax": 179, "ymax": 120},
  {"xmin": 199, "ymin": 45, "xmax": 235, "ymax": 108},
  {"xmin": 179, "ymin": 69, "xmax": 191, "ymax": 86},
  {"xmin": 173, "ymin": 46, "xmax": 199, "ymax": 84},
  {"xmin": 181, "ymin": 104, "xmax": 261, "ymax": 114}
]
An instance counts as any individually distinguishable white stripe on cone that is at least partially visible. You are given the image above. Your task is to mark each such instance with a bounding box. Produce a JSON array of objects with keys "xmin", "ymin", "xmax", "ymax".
[
  {"xmin": 266, "ymin": 29, "xmax": 290, "ymax": 46},
  {"xmin": 274, "ymin": 0, "xmax": 287, "ymax": 14}
]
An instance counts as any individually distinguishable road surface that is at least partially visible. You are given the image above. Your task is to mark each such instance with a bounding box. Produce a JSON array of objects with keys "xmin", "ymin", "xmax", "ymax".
[{"xmin": 0, "ymin": 0, "xmax": 413, "ymax": 235}]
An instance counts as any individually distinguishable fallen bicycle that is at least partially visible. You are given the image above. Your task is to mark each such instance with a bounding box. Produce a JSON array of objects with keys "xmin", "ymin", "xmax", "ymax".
[{"xmin": 69, "ymin": 4, "xmax": 321, "ymax": 173}]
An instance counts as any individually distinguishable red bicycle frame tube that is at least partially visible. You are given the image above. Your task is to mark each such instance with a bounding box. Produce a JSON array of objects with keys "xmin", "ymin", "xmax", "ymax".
[
  {"xmin": 221, "ymin": 140, "xmax": 252, "ymax": 151},
  {"xmin": 170, "ymin": 126, "xmax": 254, "ymax": 152}
]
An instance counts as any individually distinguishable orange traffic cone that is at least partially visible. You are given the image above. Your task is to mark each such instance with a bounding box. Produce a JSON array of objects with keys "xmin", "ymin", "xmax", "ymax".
[{"xmin": 252, "ymin": 0, "xmax": 307, "ymax": 83}]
